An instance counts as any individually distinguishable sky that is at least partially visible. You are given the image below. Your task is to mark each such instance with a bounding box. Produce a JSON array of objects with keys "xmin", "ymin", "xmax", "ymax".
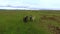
[{"xmin": 0, "ymin": 0, "xmax": 60, "ymax": 10}]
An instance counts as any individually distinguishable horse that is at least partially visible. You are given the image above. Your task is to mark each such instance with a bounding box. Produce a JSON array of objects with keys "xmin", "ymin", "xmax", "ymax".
[{"xmin": 23, "ymin": 16, "xmax": 28, "ymax": 23}]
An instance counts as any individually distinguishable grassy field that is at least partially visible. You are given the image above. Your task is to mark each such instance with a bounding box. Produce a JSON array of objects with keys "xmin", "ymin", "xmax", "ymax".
[{"xmin": 0, "ymin": 10, "xmax": 60, "ymax": 34}]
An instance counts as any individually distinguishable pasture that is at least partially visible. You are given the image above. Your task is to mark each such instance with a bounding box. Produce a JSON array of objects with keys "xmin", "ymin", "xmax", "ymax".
[{"xmin": 0, "ymin": 10, "xmax": 60, "ymax": 34}]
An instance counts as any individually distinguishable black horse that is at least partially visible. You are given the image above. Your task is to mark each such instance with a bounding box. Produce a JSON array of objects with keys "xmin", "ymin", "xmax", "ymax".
[{"xmin": 23, "ymin": 16, "xmax": 28, "ymax": 23}]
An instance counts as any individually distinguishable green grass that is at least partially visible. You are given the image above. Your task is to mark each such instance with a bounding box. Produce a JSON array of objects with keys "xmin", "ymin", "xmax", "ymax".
[{"xmin": 0, "ymin": 10, "xmax": 60, "ymax": 34}]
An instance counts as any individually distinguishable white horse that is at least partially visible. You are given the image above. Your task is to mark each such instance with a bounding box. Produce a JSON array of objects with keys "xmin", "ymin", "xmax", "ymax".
[{"xmin": 30, "ymin": 16, "xmax": 35, "ymax": 21}]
